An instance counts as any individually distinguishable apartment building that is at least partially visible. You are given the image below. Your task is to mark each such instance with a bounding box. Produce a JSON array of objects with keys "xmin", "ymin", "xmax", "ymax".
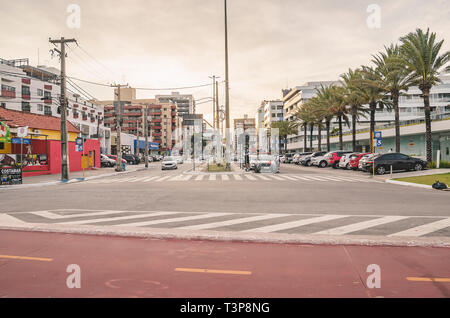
[
  {"xmin": 155, "ymin": 92, "xmax": 195, "ymax": 119},
  {"xmin": 262, "ymin": 100, "xmax": 284, "ymax": 128},
  {"xmin": 0, "ymin": 58, "xmax": 111, "ymax": 154}
]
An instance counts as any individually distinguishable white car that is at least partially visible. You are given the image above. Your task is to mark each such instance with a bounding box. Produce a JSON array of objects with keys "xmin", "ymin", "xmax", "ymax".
[
  {"xmin": 311, "ymin": 154, "xmax": 328, "ymax": 168},
  {"xmin": 338, "ymin": 153, "xmax": 357, "ymax": 169},
  {"xmin": 174, "ymin": 156, "xmax": 184, "ymax": 164},
  {"xmin": 161, "ymin": 156, "xmax": 178, "ymax": 170},
  {"xmin": 254, "ymin": 154, "xmax": 279, "ymax": 173}
]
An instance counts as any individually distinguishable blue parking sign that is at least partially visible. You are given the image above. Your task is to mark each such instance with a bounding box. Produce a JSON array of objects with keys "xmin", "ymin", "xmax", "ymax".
[{"xmin": 376, "ymin": 139, "xmax": 382, "ymax": 147}]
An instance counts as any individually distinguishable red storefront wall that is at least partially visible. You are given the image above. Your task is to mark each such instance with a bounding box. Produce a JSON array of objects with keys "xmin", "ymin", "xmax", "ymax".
[{"xmin": 17, "ymin": 139, "xmax": 100, "ymax": 177}]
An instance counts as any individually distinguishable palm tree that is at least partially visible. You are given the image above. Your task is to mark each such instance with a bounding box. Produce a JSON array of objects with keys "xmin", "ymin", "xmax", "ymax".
[
  {"xmin": 308, "ymin": 97, "xmax": 326, "ymax": 151},
  {"xmin": 400, "ymin": 28, "xmax": 450, "ymax": 163},
  {"xmin": 340, "ymin": 68, "xmax": 370, "ymax": 152},
  {"xmin": 372, "ymin": 44, "xmax": 413, "ymax": 152},
  {"xmin": 328, "ymin": 85, "xmax": 350, "ymax": 150},
  {"xmin": 293, "ymin": 105, "xmax": 314, "ymax": 152},
  {"xmin": 358, "ymin": 66, "xmax": 392, "ymax": 150},
  {"xmin": 271, "ymin": 120, "xmax": 298, "ymax": 154},
  {"xmin": 315, "ymin": 85, "xmax": 336, "ymax": 152}
]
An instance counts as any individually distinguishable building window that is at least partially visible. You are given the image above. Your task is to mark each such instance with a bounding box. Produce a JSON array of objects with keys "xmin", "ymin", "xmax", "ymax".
[
  {"xmin": 37, "ymin": 104, "xmax": 44, "ymax": 111},
  {"xmin": 37, "ymin": 89, "xmax": 43, "ymax": 96},
  {"xmin": 22, "ymin": 86, "xmax": 30, "ymax": 96},
  {"xmin": 44, "ymin": 91, "xmax": 51, "ymax": 99},
  {"xmin": 21, "ymin": 102, "xmax": 31, "ymax": 112},
  {"xmin": 44, "ymin": 106, "xmax": 52, "ymax": 116},
  {"xmin": 1, "ymin": 84, "xmax": 15, "ymax": 92},
  {"xmin": 0, "ymin": 102, "xmax": 5, "ymax": 108}
]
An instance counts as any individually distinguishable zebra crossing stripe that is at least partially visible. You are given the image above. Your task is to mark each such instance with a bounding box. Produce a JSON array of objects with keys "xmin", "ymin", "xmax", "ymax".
[
  {"xmin": 315, "ymin": 216, "xmax": 408, "ymax": 235},
  {"xmin": 142, "ymin": 176, "xmax": 159, "ymax": 182},
  {"xmin": 168, "ymin": 175, "xmax": 184, "ymax": 181},
  {"xmin": 278, "ymin": 175, "xmax": 297, "ymax": 181},
  {"xmin": 301, "ymin": 176, "xmax": 327, "ymax": 181},
  {"xmin": 245, "ymin": 175, "xmax": 257, "ymax": 181},
  {"xmin": 58, "ymin": 211, "xmax": 178, "ymax": 225},
  {"xmin": 332, "ymin": 176, "xmax": 371, "ymax": 183},
  {"xmin": 155, "ymin": 176, "xmax": 172, "ymax": 182},
  {"xmin": 290, "ymin": 175, "xmax": 314, "ymax": 181},
  {"xmin": 267, "ymin": 175, "xmax": 285, "ymax": 181},
  {"xmin": 234, "ymin": 174, "xmax": 243, "ymax": 181},
  {"xmin": 32, "ymin": 210, "xmax": 126, "ymax": 220},
  {"xmin": 316, "ymin": 176, "xmax": 352, "ymax": 182},
  {"xmin": 195, "ymin": 175, "xmax": 204, "ymax": 181},
  {"xmin": 388, "ymin": 218, "xmax": 450, "ymax": 237},
  {"xmin": 114, "ymin": 177, "xmax": 139, "ymax": 183},
  {"xmin": 221, "ymin": 175, "xmax": 230, "ymax": 181},
  {"xmin": 183, "ymin": 175, "xmax": 193, "ymax": 181},
  {"xmin": 209, "ymin": 174, "xmax": 217, "ymax": 181},
  {"xmin": 115, "ymin": 212, "xmax": 230, "ymax": 227},
  {"xmin": 256, "ymin": 175, "xmax": 270, "ymax": 180},
  {"xmin": 128, "ymin": 177, "xmax": 152, "ymax": 182},
  {"xmin": 243, "ymin": 215, "xmax": 348, "ymax": 233},
  {"xmin": 177, "ymin": 213, "xmax": 289, "ymax": 230}
]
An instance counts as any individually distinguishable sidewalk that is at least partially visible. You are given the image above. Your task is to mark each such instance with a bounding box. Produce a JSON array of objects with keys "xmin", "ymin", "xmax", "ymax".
[
  {"xmin": 376, "ymin": 168, "xmax": 450, "ymax": 182},
  {"xmin": 1, "ymin": 164, "xmax": 149, "ymax": 189}
]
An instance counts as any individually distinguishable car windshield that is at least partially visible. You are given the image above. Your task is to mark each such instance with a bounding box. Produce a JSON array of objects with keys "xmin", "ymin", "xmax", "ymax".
[
  {"xmin": 258, "ymin": 155, "xmax": 273, "ymax": 161},
  {"xmin": 163, "ymin": 157, "xmax": 174, "ymax": 161}
]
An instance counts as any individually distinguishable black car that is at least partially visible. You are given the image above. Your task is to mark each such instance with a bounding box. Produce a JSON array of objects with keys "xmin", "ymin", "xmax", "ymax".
[
  {"xmin": 301, "ymin": 151, "xmax": 327, "ymax": 166},
  {"xmin": 122, "ymin": 154, "xmax": 140, "ymax": 165},
  {"xmin": 361, "ymin": 153, "xmax": 427, "ymax": 175}
]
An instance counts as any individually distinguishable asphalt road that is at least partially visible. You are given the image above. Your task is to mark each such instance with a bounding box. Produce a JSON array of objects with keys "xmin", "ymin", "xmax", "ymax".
[
  {"xmin": 1, "ymin": 230, "xmax": 449, "ymax": 297},
  {"xmin": 1, "ymin": 162, "xmax": 449, "ymax": 240}
]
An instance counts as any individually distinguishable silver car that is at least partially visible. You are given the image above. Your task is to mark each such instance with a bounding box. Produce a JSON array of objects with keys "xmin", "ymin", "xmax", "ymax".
[
  {"xmin": 254, "ymin": 155, "xmax": 279, "ymax": 173},
  {"xmin": 161, "ymin": 156, "xmax": 178, "ymax": 170}
]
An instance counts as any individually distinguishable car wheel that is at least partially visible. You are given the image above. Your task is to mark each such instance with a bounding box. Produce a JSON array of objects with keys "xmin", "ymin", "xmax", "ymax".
[
  {"xmin": 332, "ymin": 163, "xmax": 338, "ymax": 169},
  {"xmin": 346, "ymin": 163, "xmax": 351, "ymax": 170},
  {"xmin": 307, "ymin": 161, "xmax": 312, "ymax": 167},
  {"xmin": 376, "ymin": 165, "xmax": 386, "ymax": 175},
  {"xmin": 414, "ymin": 163, "xmax": 423, "ymax": 171},
  {"xmin": 319, "ymin": 161, "xmax": 327, "ymax": 168}
]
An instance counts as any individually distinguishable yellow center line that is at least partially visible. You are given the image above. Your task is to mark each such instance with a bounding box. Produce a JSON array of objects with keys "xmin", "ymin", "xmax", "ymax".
[
  {"xmin": 175, "ymin": 268, "xmax": 252, "ymax": 275},
  {"xmin": 0, "ymin": 254, "xmax": 53, "ymax": 262},
  {"xmin": 406, "ymin": 277, "xmax": 450, "ymax": 283}
]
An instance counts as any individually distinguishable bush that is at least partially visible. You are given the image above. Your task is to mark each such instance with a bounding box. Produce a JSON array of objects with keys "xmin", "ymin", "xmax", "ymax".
[{"xmin": 429, "ymin": 161, "xmax": 450, "ymax": 169}]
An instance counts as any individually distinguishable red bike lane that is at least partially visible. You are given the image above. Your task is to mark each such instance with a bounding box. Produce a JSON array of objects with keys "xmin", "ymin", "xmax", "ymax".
[{"xmin": 0, "ymin": 230, "xmax": 449, "ymax": 298}]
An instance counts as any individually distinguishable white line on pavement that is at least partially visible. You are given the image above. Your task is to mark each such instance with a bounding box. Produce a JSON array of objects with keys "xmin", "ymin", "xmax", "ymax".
[
  {"xmin": 115, "ymin": 212, "xmax": 230, "ymax": 227},
  {"xmin": 221, "ymin": 175, "xmax": 230, "ymax": 181},
  {"xmin": 177, "ymin": 214, "xmax": 289, "ymax": 230},
  {"xmin": 243, "ymin": 215, "xmax": 349, "ymax": 233},
  {"xmin": 155, "ymin": 176, "xmax": 172, "ymax": 182},
  {"xmin": 195, "ymin": 175, "xmax": 204, "ymax": 181},
  {"xmin": 388, "ymin": 218, "xmax": 450, "ymax": 237},
  {"xmin": 32, "ymin": 210, "xmax": 128, "ymax": 220},
  {"xmin": 315, "ymin": 216, "xmax": 408, "ymax": 235},
  {"xmin": 233, "ymin": 174, "xmax": 243, "ymax": 181},
  {"xmin": 57, "ymin": 211, "xmax": 179, "ymax": 225},
  {"xmin": 245, "ymin": 175, "xmax": 257, "ymax": 181},
  {"xmin": 209, "ymin": 174, "xmax": 217, "ymax": 181}
]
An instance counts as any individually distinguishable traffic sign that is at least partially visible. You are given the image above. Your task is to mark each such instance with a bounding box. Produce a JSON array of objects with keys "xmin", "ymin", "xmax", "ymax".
[
  {"xmin": 376, "ymin": 139, "xmax": 382, "ymax": 147},
  {"xmin": 75, "ymin": 138, "xmax": 83, "ymax": 152},
  {"xmin": 374, "ymin": 131, "xmax": 382, "ymax": 139}
]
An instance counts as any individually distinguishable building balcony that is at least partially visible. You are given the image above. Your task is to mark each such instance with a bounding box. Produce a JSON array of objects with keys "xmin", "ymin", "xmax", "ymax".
[
  {"xmin": 151, "ymin": 125, "xmax": 162, "ymax": 130},
  {"xmin": 104, "ymin": 113, "xmax": 114, "ymax": 117},
  {"xmin": 151, "ymin": 119, "xmax": 162, "ymax": 123},
  {"xmin": 90, "ymin": 118, "xmax": 96, "ymax": 123},
  {"xmin": 22, "ymin": 78, "xmax": 31, "ymax": 85},
  {"xmin": 22, "ymin": 94, "xmax": 31, "ymax": 100},
  {"xmin": 124, "ymin": 105, "xmax": 142, "ymax": 110},
  {"xmin": 44, "ymin": 84, "xmax": 52, "ymax": 90},
  {"xmin": 73, "ymin": 114, "xmax": 79, "ymax": 119},
  {"xmin": 125, "ymin": 112, "xmax": 142, "ymax": 117},
  {"xmin": 104, "ymin": 106, "xmax": 114, "ymax": 110},
  {"xmin": 149, "ymin": 105, "xmax": 162, "ymax": 109},
  {"xmin": 1, "ymin": 89, "xmax": 15, "ymax": 98},
  {"xmin": 150, "ymin": 111, "xmax": 162, "ymax": 116},
  {"xmin": 44, "ymin": 99, "xmax": 52, "ymax": 104},
  {"xmin": 152, "ymin": 133, "xmax": 162, "ymax": 137},
  {"xmin": 171, "ymin": 112, "xmax": 177, "ymax": 116}
]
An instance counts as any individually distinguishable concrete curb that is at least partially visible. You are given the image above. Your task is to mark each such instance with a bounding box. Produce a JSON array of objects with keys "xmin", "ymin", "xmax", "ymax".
[
  {"xmin": 385, "ymin": 179, "xmax": 433, "ymax": 189},
  {"xmin": 0, "ymin": 221, "xmax": 449, "ymax": 248},
  {"xmin": 0, "ymin": 167, "xmax": 148, "ymax": 190}
]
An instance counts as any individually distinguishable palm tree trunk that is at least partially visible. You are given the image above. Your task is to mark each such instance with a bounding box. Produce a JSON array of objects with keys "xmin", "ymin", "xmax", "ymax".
[
  {"xmin": 284, "ymin": 136, "xmax": 288, "ymax": 154},
  {"xmin": 303, "ymin": 124, "xmax": 307, "ymax": 152},
  {"xmin": 317, "ymin": 121, "xmax": 322, "ymax": 151},
  {"xmin": 352, "ymin": 110, "xmax": 357, "ymax": 152},
  {"xmin": 309, "ymin": 123, "xmax": 314, "ymax": 152},
  {"xmin": 338, "ymin": 115, "xmax": 343, "ymax": 150},
  {"xmin": 326, "ymin": 120, "xmax": 330, "ymax": 152},
  {"xmin": 370, "ymin": 102, "xmax": 376, "ymax": 150},
  {"xmin": 421, "ymin": 87, "xmax": 432, "ymax": 163},
  {"xmin": 393, "ymin": 92, "xmax": 400, "ymax": 153}
]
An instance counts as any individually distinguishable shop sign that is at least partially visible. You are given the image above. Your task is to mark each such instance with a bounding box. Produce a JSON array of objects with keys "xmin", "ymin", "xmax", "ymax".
[{"xmin": 0, "ymin": 167, "xmax": 22, "ymax": 185}]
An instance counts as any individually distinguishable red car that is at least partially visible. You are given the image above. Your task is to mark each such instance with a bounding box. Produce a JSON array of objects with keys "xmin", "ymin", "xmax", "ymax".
[
  {"xmin": 327, "ymin": 151, "xmax": 353, "ymax": 169},
  {"xmin": 349, "ymin": 153, "xmax": 371, "ymax": 170},
  {"xmin": 107, "ymin": 155, "xmax": 127, "ymax": 164}
]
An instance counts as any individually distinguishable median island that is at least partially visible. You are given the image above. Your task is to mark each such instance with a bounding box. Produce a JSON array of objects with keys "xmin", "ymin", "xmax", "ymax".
[{"xmin": 394, "ymin": 173, "xmax": 450, "ymax": 186}]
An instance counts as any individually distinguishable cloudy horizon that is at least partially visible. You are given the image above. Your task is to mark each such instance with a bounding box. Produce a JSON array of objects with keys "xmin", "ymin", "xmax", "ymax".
[{"xmin": 1, "ymin": 0, "xmax": 450, "ymax": 124}]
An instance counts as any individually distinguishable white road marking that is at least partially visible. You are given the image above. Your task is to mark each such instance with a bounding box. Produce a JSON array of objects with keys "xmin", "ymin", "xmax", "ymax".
[
  {"xmin": 315, "ymin": 216, "xmax": 408, "ymax": 235},
  {"xmin": 256, "ymin": 175, "xmax": 270, "ymax": 180},
  {"xmin": 155, "ymin": 176, "xmax": 172, "ymax": 182},
  {"xmin": 182, "ymin": 175, "xmax": 193, "ymax": 181},
  {"xmin": 233, "ymin": 174, "xmax": 243, "ymax": 181},
  {"xmin": 389, "ymin": 218, "xmax": 450, "ymax": 237},
  {"xmin": 245, "ymin": 175, "xmax": 257, "ymax": 181},
  {"xmin": 195, "ymin": 175, "xmax": 204, "ymax": 181},
  {"xmin": 116, "ymin": 212, "xmax": 230, "ymax": 227},
  {"xmin": 243, "ymin": 215, "xmax": 348, "ymax": 233},
  {"xmin": 221, "ymin": 175, "xmax": 230, "ymax": 181},
  {"xmin": 57, "ymin": 211, "xmax": 178, "ymax": 225},
  {"xmin": 209, "ymin": 174, "xmax": 217, "ymax": 181},
  {"xmin": 0, "ymin": 213, "xmax": 25, "ymax": 224},
  {"xmin": 267, "ymin": 175, "xmax": 285, "ymax": 181},
  {"xmin": 31, "ymin": 210, "xmax": 128, "ymax": 220},
  {"xmin": 177, "ymin": 214, "xmax": 289, "ymax": 230},
  {"xmin": 290, "ymin": 175, "xmax": 315, "ymax": 181},
  {"xmin": 278, "ymin": 175, "xmax": 297, "ymax": 181}
]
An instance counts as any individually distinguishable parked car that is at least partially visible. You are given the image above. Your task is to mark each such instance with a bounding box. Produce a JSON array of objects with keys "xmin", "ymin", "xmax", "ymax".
[
  {"xmin": 338, "ymin": 153, "xmax": 358, "ymax": 170},
  {"xmin": 361, "ymin": 153, "xmax": 427, "ymax": 175},
  {"xmin": 280, "ymin": 155, "xmax": 286, "ymax": 163},
  {"xmin": 284, "ymin": 153, "xmax": 295, "ymax": 164},
  {"xmin": 349, "ymin": 153, "xmax": 371, "ymax": 170},
  {"xmin": 122, "ymin": 154, "xmax": 140, "ymax": 165},
  {"xmin": 101, "ymin": 154, "xmax": 116, "ymax": 167},
  {"xmin": 327, "ymin": 151, "xmax": 354, "ymax": 169},
  {"xmin": 249, "ymin": 154, "xmax": 258, "ymax": 170},
  {"xmin": 301, "ymin": 151, "xmax": 326, "ymax": 166},
  {"xmin": 254, "ymin": 154, "xmax": 279, "ymax": 173},
  {"xmin": 107, "ymin": 155, "xmax": 127, "ymax": 164},
  {"xmin": 293, "ymin": 152, "xmax": 312, "ymax": 164},
  {"xmin": 312, "ymin": 153, "xmax": 330, "ymax": 168},
  {"xmin": 161, "ymin": 156, "xmax": 178, "ymax": 170}
]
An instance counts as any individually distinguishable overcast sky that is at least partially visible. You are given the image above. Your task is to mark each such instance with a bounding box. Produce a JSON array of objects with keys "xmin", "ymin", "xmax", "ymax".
[{"xmin": 1, "ymin": 0, "xmax": 450, "ymax": 124}]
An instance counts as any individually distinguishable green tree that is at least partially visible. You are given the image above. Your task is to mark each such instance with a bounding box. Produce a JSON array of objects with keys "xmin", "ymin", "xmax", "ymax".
[{"xmin": 400, "ymin": 28, "xmax": 450, "ymax": 163}]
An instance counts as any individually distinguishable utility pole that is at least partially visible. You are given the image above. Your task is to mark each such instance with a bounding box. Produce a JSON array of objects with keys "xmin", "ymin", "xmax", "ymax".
[
  {"xmin": 144, "ymin": 104, "xmax": 149, "ymax": 168},
  {"xmin": 224, "ymin": 0, "xmax": 231, "ymax": 166},
  {"xmin": 216, "ymin": 80, "xmax": 220, "ymax": 131},
  {"xmin": 111, "ymin": 83, "xmax": 127, "ymax": 171},
  {"xmin": 210, "ymin": 75, "xmax": 216, "ymax": 129},
  {"xmin": 49, "ymin": 37, "xmax": 77, "ymax": 181},
  {"xmin": 135, "ymin": 119, "xmax": 140, "ymax": 156}
]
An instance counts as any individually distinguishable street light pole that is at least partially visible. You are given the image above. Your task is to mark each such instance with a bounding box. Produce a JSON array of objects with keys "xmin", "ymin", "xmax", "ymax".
[
  {"xmin": 144, "ymin": 104, "xmax": 149, "ymax": 168},
  {"xmin": 224, "ymin": 0, "xmax": 231, "ymax": 167}
]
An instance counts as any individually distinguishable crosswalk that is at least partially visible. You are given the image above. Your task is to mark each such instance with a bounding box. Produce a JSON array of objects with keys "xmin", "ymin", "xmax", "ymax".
[
  {"xmin": 4, "ymin": 209, "xmax": 449, "ymax": 238},
  {"xmin": 85, "ymin": 173, "xmax": 379, "ymax": 184}
]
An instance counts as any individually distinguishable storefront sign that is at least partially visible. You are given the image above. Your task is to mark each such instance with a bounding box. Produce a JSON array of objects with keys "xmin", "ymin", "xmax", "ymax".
[
  {"xmin": 11, "ymin": 138, "xmax": 31, "ymax": 144},
  {"xmin": 0, "ymin": 167, "xmax": 22, "ymax": 185},
  {"xmin": 0, "ymin": 121, "xmax": 11, "ymax": 143}
]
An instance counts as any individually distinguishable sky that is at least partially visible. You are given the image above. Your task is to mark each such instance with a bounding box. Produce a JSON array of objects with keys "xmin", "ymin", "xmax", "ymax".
[{"xmin": 1, "ymin": 0, "xmax": 450, "ymax": 125}]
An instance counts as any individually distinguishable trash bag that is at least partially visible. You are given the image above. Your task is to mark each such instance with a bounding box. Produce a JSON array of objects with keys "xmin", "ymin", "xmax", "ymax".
[{"xmin": 432, "ymin": 181, "xmax": 448, "ymax": 190}]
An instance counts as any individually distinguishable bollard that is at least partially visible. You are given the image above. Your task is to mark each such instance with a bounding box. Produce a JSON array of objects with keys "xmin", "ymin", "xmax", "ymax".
[{"xmin": 390, "ymin": 165, "xmax": 393, "ymax": 178}]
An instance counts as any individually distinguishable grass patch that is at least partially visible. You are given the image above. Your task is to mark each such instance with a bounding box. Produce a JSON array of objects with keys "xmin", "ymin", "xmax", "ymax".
[
  {"xmin": 206, "ymin": 161, "xmax": 231, "ymax": 172},
  {"xmin": 428, "ymin": 161, "xmax": 450, "ymax": 169},
  {"xmin": 394, "ymin": 173, "xmax": 450, "ymax": 186}
]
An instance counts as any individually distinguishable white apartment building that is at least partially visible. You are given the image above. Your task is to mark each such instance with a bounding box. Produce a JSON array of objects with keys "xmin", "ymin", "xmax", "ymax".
[
  {"xmin": 262, "ymin": 100, "xmax": 284, "ymax": 128},
  {"xmin": 0, "ymin": 58, "xmax": 111, "ymax": 154},
  {"xmin": 255, "ymin": 104, "xmax": 264, "ymax": 130},
  {"xmin": 155, "ymin": 92, "xmax": 195, "ymax": 119}
]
